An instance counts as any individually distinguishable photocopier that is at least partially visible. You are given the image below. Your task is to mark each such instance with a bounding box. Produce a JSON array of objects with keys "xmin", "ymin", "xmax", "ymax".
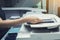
[
  {"xmin": 17, "ymin": 13, "xmax": 60, "ymax": 40},
  {"xmin": 1, "ymin": 8, "xmax": 60, "ymax": 40}
]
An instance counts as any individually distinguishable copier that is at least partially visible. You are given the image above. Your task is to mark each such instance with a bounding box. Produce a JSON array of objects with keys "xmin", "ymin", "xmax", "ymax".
[
  {"xmin": 17, "ymin": 13, "xmax": 60, "ymax": 40},
  {"xmin": 1, "ymin": 8, "xmax": 60, "ymax": 40}
]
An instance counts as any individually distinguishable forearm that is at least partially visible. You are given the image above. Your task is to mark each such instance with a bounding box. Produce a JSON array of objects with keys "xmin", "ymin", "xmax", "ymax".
[{"xmin": 0, "ymin": 18, "xmax": 27, "ymax": 28}]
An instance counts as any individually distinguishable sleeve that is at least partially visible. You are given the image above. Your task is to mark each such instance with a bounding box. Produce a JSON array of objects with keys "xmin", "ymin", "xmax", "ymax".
[{"xmin": 0, "ymin": 7, "xmax": 6, "ymax": 20}]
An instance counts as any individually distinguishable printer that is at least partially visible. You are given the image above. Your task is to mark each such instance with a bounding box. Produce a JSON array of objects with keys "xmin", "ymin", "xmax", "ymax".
[
  {"xmin": 16, "ymin": 13, "xmax": 60, "ymax": 40},
  {"xmin": 1, "ymin": 12, "xmax": 60, "ymax": 40}
]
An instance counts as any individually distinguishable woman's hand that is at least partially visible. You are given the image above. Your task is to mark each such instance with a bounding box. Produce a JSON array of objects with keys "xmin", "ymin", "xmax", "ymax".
[{"xmin": 24, "ymin": 16, "xmax": 43, "ymax": 24}]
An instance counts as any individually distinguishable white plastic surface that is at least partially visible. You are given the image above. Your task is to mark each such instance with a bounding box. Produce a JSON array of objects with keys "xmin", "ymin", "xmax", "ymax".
[{"xmin": 23, "ymin": 13, "xmax": 60, "ymax": 29}]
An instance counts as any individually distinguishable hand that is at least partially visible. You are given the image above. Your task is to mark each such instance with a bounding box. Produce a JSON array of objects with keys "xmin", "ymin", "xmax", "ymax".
[{"xmin": 24, "ymin": 16, "xmax": 43, "ymax": 24}]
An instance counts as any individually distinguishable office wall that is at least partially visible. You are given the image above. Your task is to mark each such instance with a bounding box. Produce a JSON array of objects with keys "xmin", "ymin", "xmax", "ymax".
[
  {"xmin": 0, "ymin": 0, "xmax": 16, "ymax": 7},
  {"xmin": 53, "ymin": 0, "xmax": 60, "ymax": 15},
  {"xmin": 49, "ymin": 0, "xmax": 54, "ymax": 14},
  {"xmin": 0, "ymin": 0, "xmax": 5, "ymax": 7},
  {"xmin": 14, "ymin": 0, "xmax": 26, "ymax": 7},
  {"xmin": 49, "ymin": 0, "xmax": 60, "ymax": 15},
  {"xmin": 15, "ymin": 0, "xmax": 40, "ymax": 7}
]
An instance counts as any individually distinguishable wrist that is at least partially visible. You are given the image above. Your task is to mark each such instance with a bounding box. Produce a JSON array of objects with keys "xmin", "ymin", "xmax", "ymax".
[{"xmin": 20, "ymin": 17, "xmax": 28, "ymax": 23}]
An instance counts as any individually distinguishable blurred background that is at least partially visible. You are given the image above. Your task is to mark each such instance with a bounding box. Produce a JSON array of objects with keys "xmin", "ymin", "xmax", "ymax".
[{"xmin": 0, "ymin": 0, "xmax": 46, "ymax": 9}]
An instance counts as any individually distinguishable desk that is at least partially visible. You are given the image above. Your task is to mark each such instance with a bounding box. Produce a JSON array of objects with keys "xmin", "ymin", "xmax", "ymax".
[{"xmin": 2, "ymin": 7, "xmax": 47, "ymax": 13}]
